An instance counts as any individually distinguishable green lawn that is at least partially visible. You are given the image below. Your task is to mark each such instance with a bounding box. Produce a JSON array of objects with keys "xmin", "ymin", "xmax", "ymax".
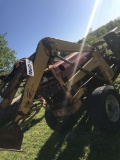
[{"xmin": 1, "ymin": 107, "xmax": 120, "ymax": 160}]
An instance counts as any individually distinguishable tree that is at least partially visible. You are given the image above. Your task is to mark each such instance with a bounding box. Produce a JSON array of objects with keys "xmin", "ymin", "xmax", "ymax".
[
  {"xmin": 0, "ymin": 33, "xmax": 16, "ymax": 74},
  {"xmin": 88, "ymin": 28, "xmax": 92, "ymax": 34}
]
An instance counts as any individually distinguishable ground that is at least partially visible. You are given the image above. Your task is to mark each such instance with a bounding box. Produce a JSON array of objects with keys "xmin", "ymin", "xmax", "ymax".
[{"xmin": 1, "ymin": 106, "xmax": 120, "ymax": 160}]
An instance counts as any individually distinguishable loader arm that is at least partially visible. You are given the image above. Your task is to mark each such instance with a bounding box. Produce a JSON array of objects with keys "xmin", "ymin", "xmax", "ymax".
[
  {"xmin": 15, "ymin": 37, "xmax": 91, "ymax": 122},
  {"xmin": 0, "ymin": 37, "xmax": 92, "ymax": 150},
  {"xmin": 0, "ymin": 38, "xmax": 90, "ymax": 121}
]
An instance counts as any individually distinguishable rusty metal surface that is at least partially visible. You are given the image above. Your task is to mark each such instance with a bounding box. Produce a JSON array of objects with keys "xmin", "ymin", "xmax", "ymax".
[{"xmin": 53, "ymin": 52, "xmax": 91, "ymax": 78}]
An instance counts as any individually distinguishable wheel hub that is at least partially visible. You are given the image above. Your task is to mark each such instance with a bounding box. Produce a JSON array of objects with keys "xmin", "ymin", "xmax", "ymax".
[{"xmin": 105, "ymin": 95, "xmax": 120, "ymax": 122}]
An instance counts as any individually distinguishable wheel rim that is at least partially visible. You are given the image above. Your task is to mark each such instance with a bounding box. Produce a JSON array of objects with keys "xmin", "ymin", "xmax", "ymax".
[{"xmin": 105, "ymin": 95, "xmax": 120, "ymax": 122}]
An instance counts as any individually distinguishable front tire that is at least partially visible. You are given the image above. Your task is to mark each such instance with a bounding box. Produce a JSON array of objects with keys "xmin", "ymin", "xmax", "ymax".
[
  {"xmin": 45, "ymin": 110, "xmax": 75, "ymax": 132},
  {"xmin": 89, "ymin": 85, "xmax": 120, "ymax": 133}
]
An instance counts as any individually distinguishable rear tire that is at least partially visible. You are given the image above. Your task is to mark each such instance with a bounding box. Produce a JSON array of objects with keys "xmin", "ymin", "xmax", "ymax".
[{"xmin": 89, "ymin": 85, "xmax": 120, "ymax": 133}]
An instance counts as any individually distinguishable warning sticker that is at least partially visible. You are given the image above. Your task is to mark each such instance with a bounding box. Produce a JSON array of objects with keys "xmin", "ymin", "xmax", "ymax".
[{"xmin": 26, "ymin": 59, "xmax": 34, "ymax": 76}]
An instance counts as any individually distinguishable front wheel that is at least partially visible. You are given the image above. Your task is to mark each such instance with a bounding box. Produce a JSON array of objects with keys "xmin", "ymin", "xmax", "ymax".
[
  {"xmin": 89, "ymin": 85, "xmax": 120, "ymax": 133},
  {"xmin": 45, "ymin": 110, "xmax": 76, "ymax": 132}
]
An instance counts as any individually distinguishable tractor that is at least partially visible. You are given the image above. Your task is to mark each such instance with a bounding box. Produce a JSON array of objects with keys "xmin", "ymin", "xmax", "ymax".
[{"xmin": 0, "ymin": 29, "xmax": 120, "ymax": 151}]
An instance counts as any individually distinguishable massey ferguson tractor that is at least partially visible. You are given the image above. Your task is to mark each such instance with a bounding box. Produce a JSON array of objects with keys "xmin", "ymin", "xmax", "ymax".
[{"xmin": 0, "ymin": 29, "xmax": 120, "ymax": 151}]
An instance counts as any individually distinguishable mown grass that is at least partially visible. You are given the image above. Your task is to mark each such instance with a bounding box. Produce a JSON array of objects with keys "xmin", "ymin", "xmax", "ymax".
[{"xmin": 1, "ymin": 105, "xmax": 120, "ymax": 160}]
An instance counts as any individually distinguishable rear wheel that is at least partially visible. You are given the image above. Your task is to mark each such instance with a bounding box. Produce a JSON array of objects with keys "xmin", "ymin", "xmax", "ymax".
[
  {"xmin": 89, "ymin": 85, "xmax": 120, "ymax": 133},
  {"xmin": 105, "ymin": 94, "xmax": 119, "ymax": 122}
]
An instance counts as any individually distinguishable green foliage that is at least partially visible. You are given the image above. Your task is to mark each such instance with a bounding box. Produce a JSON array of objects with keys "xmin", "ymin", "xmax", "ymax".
[
  {"xmin": 78, "ymin": 17, "xmax": 120, "ymax": 45},
  {"xmin": 0, "ymin": 33, "xmax": 16, "ymax": 73},
  {"xmin": 114, "ymin": 74, "xmax": 120, "ymax": 93}
]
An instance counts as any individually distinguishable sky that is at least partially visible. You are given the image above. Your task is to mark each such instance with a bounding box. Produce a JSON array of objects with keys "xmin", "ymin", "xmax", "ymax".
[{"xmin": 0, "ymin": 0, "xmax": 120, "ymax": 59}]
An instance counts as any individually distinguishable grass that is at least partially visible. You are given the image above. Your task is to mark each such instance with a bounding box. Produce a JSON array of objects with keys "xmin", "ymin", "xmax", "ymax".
[
  {"xmin": 114, "ymin": 75, "xmax": 120, "ymax": 93},
  {"xmin": 1, "ymin": 106, "xmax": 120, "ymax": 160}
]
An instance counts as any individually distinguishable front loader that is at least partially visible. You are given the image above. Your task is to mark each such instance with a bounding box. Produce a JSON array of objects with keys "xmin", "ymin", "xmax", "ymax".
[{"xmin": 0, "ymin": 30, "xmax": 120, "ymax": 151}]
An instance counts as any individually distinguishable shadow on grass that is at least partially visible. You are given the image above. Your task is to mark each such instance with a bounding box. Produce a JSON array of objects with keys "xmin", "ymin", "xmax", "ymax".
[
  {"xmin": 34, "ymin": 106, "xmax": 120, "ymax": 160},
  {"xmin": 35, "ymin": 107, "xmax": 92, "ymax": 160},
  {"xmin": 35, "ymin": 131, "xmax": 68, "ymax": 160},
  {"xmin": 22, "ymin": 115, "xmax": 44, "ymax": 133}
]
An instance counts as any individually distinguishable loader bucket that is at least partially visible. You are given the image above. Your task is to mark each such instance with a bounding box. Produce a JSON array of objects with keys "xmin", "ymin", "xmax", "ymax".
[{"xmin": 0, "ymin": 122, "xmax": 23, "ymax": 150}]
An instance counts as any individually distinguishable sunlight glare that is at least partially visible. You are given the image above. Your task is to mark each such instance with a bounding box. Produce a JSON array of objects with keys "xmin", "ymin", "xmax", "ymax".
[{"xmin": 68, "ymin": 0, "xmax": 100, "ymax": 90}]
